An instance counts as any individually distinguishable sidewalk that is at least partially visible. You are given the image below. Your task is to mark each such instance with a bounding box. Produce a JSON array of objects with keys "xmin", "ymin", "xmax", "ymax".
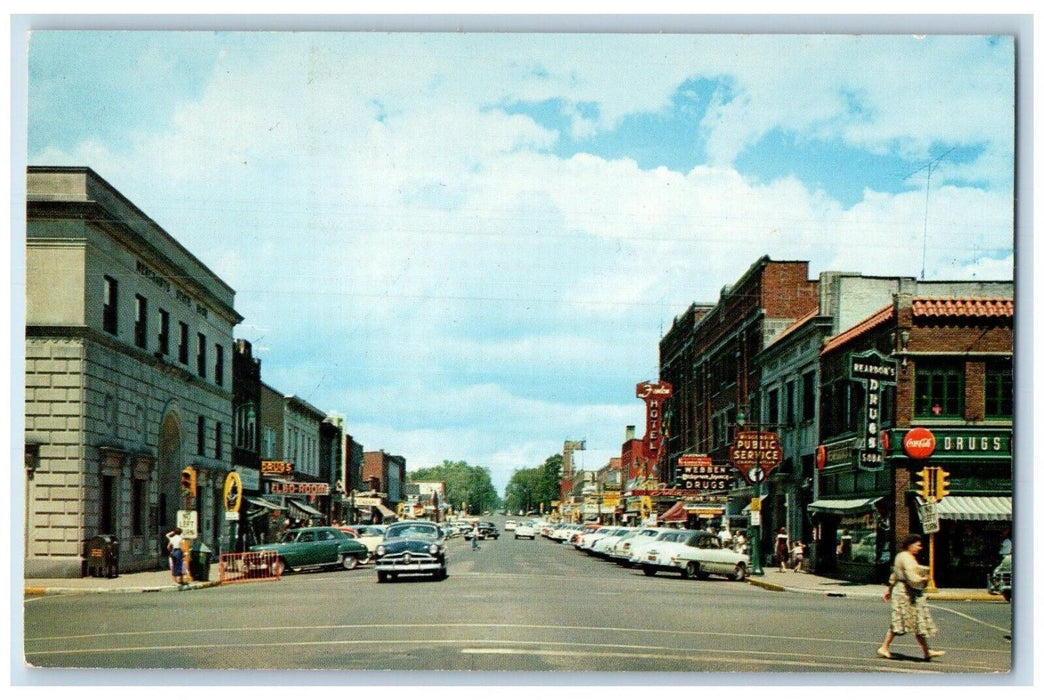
[
  {"xmin": 24, "ymin": 565, "xmax": 223, "ymax": 596},
  {"xmin": 747, "ymin": 567, "xmax": 1005, "ymax": 602}
]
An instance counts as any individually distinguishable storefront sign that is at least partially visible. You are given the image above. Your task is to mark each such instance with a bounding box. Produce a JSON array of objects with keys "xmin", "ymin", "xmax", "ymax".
[
  {"xmin": 637, "ymin": 380, "xmax": 672, "ymax": 458},
  {"xmin": 678, "ymin": 454, "xmax": 713, "ymax": 468},
  {"xmin": 261, "ymin": 460, "xmax": 295, "ymax": 475},
  {"xmin": 729, "ymin": 431, "xmax": 782, "ymax": 483},
  {"xmin": 678, "ymin": 463, "xmax": 731, "ymax": 491},
  {"xmin": 354, "ymin": 496, "xmax": 382, "ymax": 506},
  {"xmin": 223, "ymin": 471, "xmax": 243, "ymax": 513},
  {"xmin": 850, "ymin": 350, "xmax": 897, "ymax": 471},
  {"xmin": 234, "ymin": 466, "xmax": 261, "ymax": 491},
  {"xmin": 266, "ymin": 481, "xmax": 330, "ymax": 496},
  {"xmin": 902, "ymin": 427, "xmax": 936, "ymax": 460}
]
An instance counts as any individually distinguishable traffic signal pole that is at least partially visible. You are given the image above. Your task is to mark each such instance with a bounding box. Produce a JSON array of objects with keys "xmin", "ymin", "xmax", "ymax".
[{"xmin": 914, "ymin": 465, "xmax": 949, "ymax": 593}]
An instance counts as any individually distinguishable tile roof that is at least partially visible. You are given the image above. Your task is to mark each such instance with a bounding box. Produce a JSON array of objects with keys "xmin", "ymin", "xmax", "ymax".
[
  {"xmin": 912, "ymin": 298, "xmax": 1014, "ymax": 318},
  {"xmin": 820, "ymin": 304, "xmax": 893, "ymax": 356}
]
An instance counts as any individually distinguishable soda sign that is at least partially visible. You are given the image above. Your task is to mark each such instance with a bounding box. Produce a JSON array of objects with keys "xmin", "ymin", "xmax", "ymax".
[{"xmin": 903, "ymin": 427, "xmax": 936, "ymax": 460}]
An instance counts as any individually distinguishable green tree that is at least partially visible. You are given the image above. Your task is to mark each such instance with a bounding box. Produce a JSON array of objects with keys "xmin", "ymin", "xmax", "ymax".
[
  {"xmin": 409, "ymin": 460, "xmax": 500, "ymax": 515},
  {"xmin": 504, "ymin": 454, "xmax": 562, "ymax": 515}
]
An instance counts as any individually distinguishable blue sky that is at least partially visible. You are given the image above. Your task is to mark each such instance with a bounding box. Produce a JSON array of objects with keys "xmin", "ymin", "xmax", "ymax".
[{"xmin": 21, "ymin": 30, "xmax": 1016, "ymax": 494}]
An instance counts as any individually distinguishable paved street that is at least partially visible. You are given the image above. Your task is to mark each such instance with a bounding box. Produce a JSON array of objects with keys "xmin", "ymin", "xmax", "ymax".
[{"xmin": 23, "ymin": 526, "xmax": 1012, "ymax": 674}]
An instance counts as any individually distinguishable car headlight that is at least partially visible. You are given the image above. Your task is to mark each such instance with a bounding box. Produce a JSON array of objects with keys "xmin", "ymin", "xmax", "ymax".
[
  {"xmin": 375, "ymin": 545, "xmax": 386, "ymax": 557},
  {"xmin": 429, "ymin": 543, "xmax": 439, "ymax": 555}
]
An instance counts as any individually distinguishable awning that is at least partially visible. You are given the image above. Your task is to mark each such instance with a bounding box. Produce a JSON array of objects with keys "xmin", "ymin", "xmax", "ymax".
[
  {"xmin": 807, "ymin": 497, "xmax": 881, "ymax": 515},
  {"xmin": 934, "ymin": 496, "xmax": 1011, "ymax": 521},
  {"xmin": 375, "ymin": 503, "xmax": 397, "ymax": 519},
  {"xmin": 288, "ymin": 499, "xmax": 325, "ymax": 519},
  {"xmin": 660, "ymin": 501, "xmax": 688, "ymax": 522},
  {"xmin": 246, "ymin": 496, "xmax": 282, "ymax": 510}
]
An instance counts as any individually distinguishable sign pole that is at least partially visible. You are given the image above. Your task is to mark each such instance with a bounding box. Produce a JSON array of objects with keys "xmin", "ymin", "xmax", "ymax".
[{"xmin": 927, "ymin": 527, "xmax": 938, "ymax": 593}]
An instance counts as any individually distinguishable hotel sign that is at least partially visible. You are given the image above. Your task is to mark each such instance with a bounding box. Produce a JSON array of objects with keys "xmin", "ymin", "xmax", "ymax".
[{"xmin": 637, "ymin": 380, "xmax": 672, "ymax": 458}]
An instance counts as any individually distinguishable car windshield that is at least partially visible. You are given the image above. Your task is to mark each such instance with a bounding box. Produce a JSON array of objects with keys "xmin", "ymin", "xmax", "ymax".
[
  {"xmin": 279, "ymin": 531, "xmax": 302, "ymax": 543},
  {"xmin": 387, "ymin": 523, "xmax": 439, "ymax": 540}
]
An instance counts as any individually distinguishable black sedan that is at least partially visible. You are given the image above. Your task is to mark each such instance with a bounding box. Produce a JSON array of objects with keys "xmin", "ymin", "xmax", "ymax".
[{"xmin": 374, "ymin": 521, "xmax": 448, "ymax": 582}]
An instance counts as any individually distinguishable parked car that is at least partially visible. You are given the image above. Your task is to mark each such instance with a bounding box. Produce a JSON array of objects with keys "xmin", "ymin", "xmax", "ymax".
[
  {"xmin": 590, "ymin": 528, "xmax": 633, "ymax": 558},
  {"xmin": 350, "ymin": 524, "xmax": 387, "ymax": 562},
  {"xmin": 374, "ymin": 520, "xmax": 447, "ymax": 582},
  {"xmin": 250, "ymin": 526, "xmax": 369, "ymax": 575},
  {"xmin": 987, "ymin": 554, "xmax": 1012, "ymax": 601},
  {"xmin": 514, "ymin": 521, "xmax": 537, "ymax": 539},
  {"xmin": 639, "ymin": 530, "xmax": 702, "ymax": 576},
  {"xmin": 616, "ymin": 527, "xmax": 672, "ymax": 566},
  {"xmin": 504, "ymin": 520, "xmax": 518, "ymax": 531},
  {"xmin": 675, "ymin": 531, "xmax": 750, "ymax": 581}
]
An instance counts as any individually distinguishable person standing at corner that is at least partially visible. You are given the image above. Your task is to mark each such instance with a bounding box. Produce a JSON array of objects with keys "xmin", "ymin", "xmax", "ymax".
[
  {"xmin": 877, "ymin": 534, "xmax": 945, "ymax": 661},
  {"xmin": 471, "ymin": 521, "xmax": 480, "ymax": 551},
  {"xmin": 774, "ymin": 527, "xmax": 790, "ymax": 572},
  {"xmin": 166, "ymin": 527, "xmax": 187, "ymax": 588}
]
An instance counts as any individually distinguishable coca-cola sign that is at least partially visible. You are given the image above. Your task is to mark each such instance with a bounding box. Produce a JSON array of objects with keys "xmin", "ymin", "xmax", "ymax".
[{"xmin": 902, "ymin": 427, "xmax": 936, "ymax": 460}]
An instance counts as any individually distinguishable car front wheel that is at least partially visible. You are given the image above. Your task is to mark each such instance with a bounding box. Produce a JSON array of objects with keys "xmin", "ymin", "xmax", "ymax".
[
  {"xmin": 642, "ymin": 565, "xmax": 656, "ymax": 577},
  {"xmin": 733, "ymin": 562, "xmax": 748, "ymax": 581},
  {"xmin": 341, "ymin": 554, "xmax": 359, "ymax": 570},
  {"xmin": 377, "ymin": 571, "xmax": 388, "ymax": 583},
  {"xmin": 683, "ymin": 561, "xmax": 698, "ymax": 580}
]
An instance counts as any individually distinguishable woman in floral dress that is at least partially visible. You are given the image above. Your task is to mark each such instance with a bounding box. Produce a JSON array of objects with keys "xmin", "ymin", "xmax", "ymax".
[{"xmin": 878, "ymin": 534, "xmax": 945, "ymax": 660}]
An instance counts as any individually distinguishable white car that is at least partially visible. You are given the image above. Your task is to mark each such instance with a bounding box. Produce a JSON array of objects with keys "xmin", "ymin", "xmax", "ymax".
[
  {"xmin": 674, "ymin": 531, "xmax": 750, "ymax": 581},
  {"xmin": 504, "ymin": 520, "xmax": 517, "ymax": 532},
  {"xmin": 642, "ymin": 530, "xmax": 713, "ymax": 577},
  {"xmin": 627, "ymin": 529, "xmax": 693, "ymax": 567},
  {"xmin": 575, "ymin": 526, "xmax": 610, "ymax": 551},
  {"xmin": 514, "ymin": 521, "xmax": 537, "ymax": 539},
  {"xmin": 590, "ymin": 527, "xmax": 633, "ymax": 558},
  {"xmin": 348, "ymin": 524, "xmax": 387, "ymax": 563},
  {"xmin": 613, "ymin": 527, "xmax": 670, "ymax": 565}
]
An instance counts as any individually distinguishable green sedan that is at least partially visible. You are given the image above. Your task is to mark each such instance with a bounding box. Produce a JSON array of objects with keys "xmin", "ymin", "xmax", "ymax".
[{"xmin": 250, "ymin": 526, "xmax": 369, "ymax": 574}]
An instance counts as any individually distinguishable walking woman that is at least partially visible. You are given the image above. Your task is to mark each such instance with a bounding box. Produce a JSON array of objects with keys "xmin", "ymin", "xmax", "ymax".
[
  {"xmin": 774, "ymin": 527, "xmax": 790, "ymax": 572},
  {"xmin": 878, "ymin": 534, "xmax": 945, "ymax": 660}
]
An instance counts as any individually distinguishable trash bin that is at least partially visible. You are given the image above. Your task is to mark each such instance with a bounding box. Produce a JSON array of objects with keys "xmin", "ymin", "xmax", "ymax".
[
  {"xmin": 85, "ymin": 534, "xmax": 119, "ymax": 578},
  {"xmin": 189, "ymin": 541, "xmax": 213, "ymax": 581}
]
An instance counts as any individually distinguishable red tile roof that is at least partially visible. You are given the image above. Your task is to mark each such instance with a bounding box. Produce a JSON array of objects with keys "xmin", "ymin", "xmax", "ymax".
[
  {"xmin": 820, "ymin": 304, "xmax": 893, "ymax": 356},
  {"xmin": 912, "ymin": 298, "xmax": 1014, "ymax": 318}
]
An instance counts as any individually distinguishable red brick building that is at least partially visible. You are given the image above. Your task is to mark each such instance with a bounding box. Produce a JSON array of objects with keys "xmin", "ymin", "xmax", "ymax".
[{"xmin": 814, "ymin": 293, "xmax": 1013, "ymax": 586}]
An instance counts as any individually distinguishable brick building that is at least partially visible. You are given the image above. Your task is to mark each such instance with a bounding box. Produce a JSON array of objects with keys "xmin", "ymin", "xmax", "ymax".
[{"xmin": 814, "ymin": 291, "xmax": 1013, "ymax": 586}]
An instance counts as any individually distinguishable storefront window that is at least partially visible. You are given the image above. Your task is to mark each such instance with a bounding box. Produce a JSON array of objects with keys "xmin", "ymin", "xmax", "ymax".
[{"xmin": 836, "ymin": 512, "xmax": 882, "ymax": 564}]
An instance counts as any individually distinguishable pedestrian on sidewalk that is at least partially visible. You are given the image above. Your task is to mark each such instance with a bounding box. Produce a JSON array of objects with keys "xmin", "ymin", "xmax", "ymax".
[
  {"xmin": 789, "ymin": 540, "xmax": 805, "ymax": 571},
  {"xmin": 774, "ymin": 527, "xmax": 790, "ymax": 572},
  {"xmin": 165, "ymin": 527, "xmax": 188, "ymax": 588},
  {"xmin": 877, "ymin": 534, "xmax": 945, "ymax": 661},
  {"xmin": 471, "ymin": 521, "xmax": 480, "ymax": 550}
]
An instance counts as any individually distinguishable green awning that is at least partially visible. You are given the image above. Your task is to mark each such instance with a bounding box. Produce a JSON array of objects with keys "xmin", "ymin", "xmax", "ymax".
[{"xmin": 807, "ymin": 497, "xmax": 881, "ymax": 515}]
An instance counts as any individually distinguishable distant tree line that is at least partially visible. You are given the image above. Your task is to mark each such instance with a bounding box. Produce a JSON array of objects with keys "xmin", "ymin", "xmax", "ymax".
[
  {"xmin": 408, "ymin": 460, "xmax": 501, "ymax": 515},
  {"xmin": 503, "ymin": 454, "xmax": 562, "ymax": 516}
]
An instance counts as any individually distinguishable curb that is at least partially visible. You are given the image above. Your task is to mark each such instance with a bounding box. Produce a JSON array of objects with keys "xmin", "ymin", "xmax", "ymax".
[
  {"xmin": 25, "ymin": 580, "xmax": 222, "ymax": 596},
  {"xmin": 746, "ymin": 577, "xmax": 1008, "ymax": 602}
]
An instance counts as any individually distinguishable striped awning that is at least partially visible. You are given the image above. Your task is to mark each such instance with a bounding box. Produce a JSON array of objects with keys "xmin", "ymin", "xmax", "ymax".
[
  {"xmin": 807, "ymin": 497, "xmax": 881, "ymax": 515},
  {"xmin": 934, "ymin": 496, "xmax": 1011, "ymax": 521},
  {"xmin": 288, "ymin": 499, "xmax": 325, "ymax": 518},
  {"xmin": 245, "ymin": 496, "xmax": 282, "ymax": 510}
]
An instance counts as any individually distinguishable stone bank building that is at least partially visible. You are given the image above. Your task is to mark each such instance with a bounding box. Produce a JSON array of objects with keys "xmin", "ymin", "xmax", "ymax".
[{"xmin": 24, "ymin": 166, "xmax": 241, "ymax": 577}]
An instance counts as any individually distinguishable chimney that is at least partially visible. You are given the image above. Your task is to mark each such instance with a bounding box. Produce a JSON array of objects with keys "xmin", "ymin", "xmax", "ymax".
[{"xmin": 625, "ymin": 425, "xmax": 636, "ymax": 441}]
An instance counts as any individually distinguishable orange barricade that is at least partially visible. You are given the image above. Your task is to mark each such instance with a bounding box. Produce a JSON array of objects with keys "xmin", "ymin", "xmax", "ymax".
[{"xmin": 219, "ymin": 550, "xmax": 282, "ymax": 584}]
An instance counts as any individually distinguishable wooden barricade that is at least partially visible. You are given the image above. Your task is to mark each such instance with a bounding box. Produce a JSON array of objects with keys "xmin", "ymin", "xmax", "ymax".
[{"xmin": 219, "ymin": 550, "xmax": 281, "ymax": 584}]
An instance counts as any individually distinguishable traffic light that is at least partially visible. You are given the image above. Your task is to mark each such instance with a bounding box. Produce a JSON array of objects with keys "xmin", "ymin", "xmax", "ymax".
[
  {"xmin": 180, "ymin": 467, "xmax": 196, "ymax": 499},
  {"xmin": 915, "ymin": 467, "xmax": 932, "ymax": 499},
  {"xmin": 934, "ymin": 468, "xmax": 951, "ymax": 500}
]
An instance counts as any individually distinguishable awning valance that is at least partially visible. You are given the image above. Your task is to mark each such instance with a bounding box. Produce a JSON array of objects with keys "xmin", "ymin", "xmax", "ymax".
[
  {"xmin": 807, "ymin": 497, "xmax": 881, "ymax": 515},
  {"xmin": 288, "ymin": 499, "xmax": 325, "ymax": 518},
  {"xmin": 933, "ymin": 496, "xmax": 1011, "ymax": 521},
  {"xmin": 375, "ymin": 503, "xmax": 397, "ymax": 519}
]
